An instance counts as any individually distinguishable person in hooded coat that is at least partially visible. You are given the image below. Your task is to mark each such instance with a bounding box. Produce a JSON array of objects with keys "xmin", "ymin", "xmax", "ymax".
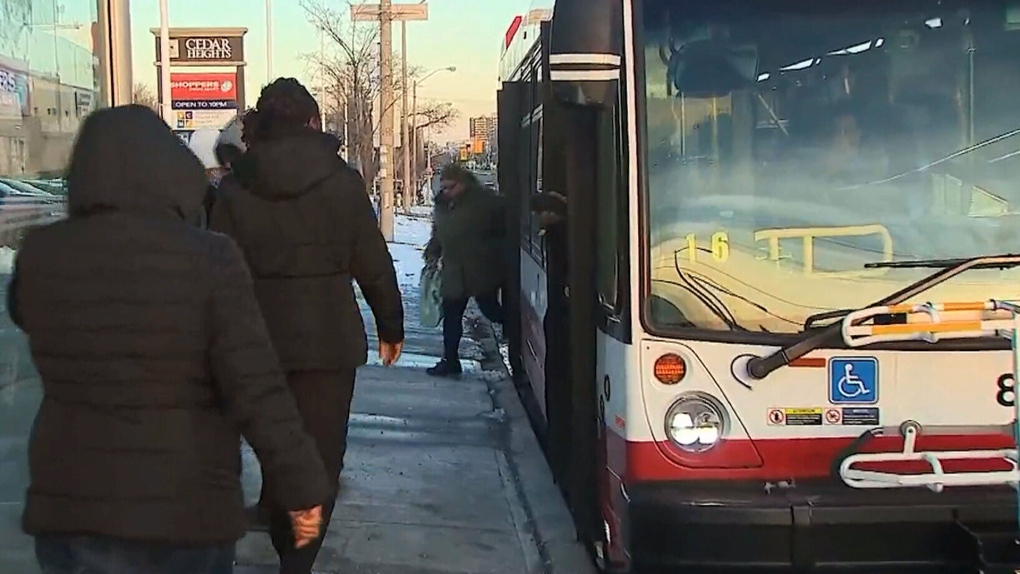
[
  {"xmin": 423, "ymin": 163, "xmax": 506, "ymax": 377},
  {"xmin": 7, "ymin": 105, "xmax": 333, "ymax": 574},
  {"xmin": 209, "ymin": 78, "xmax": 405, "ymax": 574}
]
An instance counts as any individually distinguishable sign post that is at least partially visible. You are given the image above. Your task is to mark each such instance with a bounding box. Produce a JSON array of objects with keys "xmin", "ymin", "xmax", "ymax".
[{"xmin": 352, "ymin": 2, "xmax": 427, "ymax": 241}]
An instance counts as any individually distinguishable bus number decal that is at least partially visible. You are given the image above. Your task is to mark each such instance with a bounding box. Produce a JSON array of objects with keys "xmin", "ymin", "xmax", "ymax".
[
  {"xmin": 997, "ymin": 373, "xmax": 1015, "ymax": 407},
  {"xmin": 683, "ymin": 232, "xmax": 730, "ymax": 263}
]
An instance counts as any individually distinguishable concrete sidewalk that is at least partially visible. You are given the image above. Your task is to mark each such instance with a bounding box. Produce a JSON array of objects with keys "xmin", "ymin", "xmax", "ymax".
[{"xmin": 238, "ymin": 215, "xmax": 595, "ymax": 573}]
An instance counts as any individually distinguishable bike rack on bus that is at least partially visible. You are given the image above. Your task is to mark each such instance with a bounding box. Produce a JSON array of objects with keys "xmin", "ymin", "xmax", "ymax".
[{"xmin": 838, "ymin": 300, "xmax": 1020, "ymax": 517}]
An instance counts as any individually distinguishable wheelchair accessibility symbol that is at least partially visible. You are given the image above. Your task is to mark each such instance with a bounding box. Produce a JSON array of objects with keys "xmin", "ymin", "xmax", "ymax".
[{"xmin": 828, "ymin": 357, "xmax": 879, "ymax": 405}]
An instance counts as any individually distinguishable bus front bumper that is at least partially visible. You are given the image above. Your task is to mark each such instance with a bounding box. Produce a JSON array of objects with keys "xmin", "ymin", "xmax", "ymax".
[{"xmin": 627, "ymin": 481, "xmax": 1020, "ymax": 572}]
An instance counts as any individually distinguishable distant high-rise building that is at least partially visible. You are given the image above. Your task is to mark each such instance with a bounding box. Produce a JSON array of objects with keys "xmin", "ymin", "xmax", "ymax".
[{"xmin": 469, "ymin": 115, "xmax": 496, "ymax": 142}]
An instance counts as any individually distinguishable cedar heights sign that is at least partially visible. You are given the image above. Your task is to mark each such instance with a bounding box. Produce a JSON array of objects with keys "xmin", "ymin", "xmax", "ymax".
[
  {"xmin": 152, "ymin": 28, "xmax": 247, "ymax": 65},
  {"xmin": 182, "ymin": 37, "xmax": 233, "ymax": 61}
]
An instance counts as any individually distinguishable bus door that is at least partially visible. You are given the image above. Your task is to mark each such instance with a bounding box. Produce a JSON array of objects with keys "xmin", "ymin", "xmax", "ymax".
[{"xmin": 497, "ymin": 81, "xmax": 526, "ymax": 401}]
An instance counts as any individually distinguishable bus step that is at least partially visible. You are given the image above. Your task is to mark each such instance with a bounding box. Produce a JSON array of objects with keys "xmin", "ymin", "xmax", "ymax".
[{"xmin": 955, "ymin": 520, "xmax": 1020, "ymax": 573}]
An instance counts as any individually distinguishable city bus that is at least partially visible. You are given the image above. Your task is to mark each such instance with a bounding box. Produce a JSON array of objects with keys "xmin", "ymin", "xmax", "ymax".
[{"xmin": 497, "ymin": 0, "xmax": 1020, "ymax": 571}]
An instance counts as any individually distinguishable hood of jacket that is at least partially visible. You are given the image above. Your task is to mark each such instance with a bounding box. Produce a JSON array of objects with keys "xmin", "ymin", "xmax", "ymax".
[
  {"xmin": 231, "ymin": 129, "xmax": 344, "ymax": 201},
  {"xmin": 66, "ymin": 105, "xmax": 209, "ymax": 221}
]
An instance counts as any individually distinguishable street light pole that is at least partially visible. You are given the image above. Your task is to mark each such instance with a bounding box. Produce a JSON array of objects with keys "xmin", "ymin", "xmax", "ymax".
[
  {"xmin": 265, "ymin": 0, "xmax": 273, "ymax": 81},
  {"xmin": 158, "ymin": 0, "xmax": 172, "ymax": 126},
  {"xmin": 410, "ymin": 80, "xmax": 417, "ymax": 204},
  {"xmin": 409, "ymin": 66, "xmax": 455, "ymax": 201}
]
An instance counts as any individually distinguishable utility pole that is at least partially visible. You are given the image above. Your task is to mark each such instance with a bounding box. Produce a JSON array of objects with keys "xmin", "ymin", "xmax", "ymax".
[
  {"xmin": 352, "ymin": 1, "xmax": 428, "ymax": 240},
  {"xmin": 379, "ymin": 0, "xmax": 395, "ymax": 240},
  {"xmin": 401, "ymin": 20, "xmax": 410, "ymax": 214}
]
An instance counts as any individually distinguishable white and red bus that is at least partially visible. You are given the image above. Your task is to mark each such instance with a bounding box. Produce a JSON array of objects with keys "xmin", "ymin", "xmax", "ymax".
[{"xmin": 498, "ymin": 0, "xmax": 1020, "ymax": 571}]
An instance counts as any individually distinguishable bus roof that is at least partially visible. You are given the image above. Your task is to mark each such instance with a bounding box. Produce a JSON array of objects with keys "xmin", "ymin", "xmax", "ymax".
[{"xmin": 499, "ymin": 8, "xmax": 553, "ymax": 82}]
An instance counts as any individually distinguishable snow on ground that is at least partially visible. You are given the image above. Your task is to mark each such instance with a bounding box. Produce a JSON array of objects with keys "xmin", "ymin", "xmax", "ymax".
[
  {"xmin": 388, "ymin": 213, "xmax": 432, "ymax": 297},
  {"xmin": 0, "ymin": 247, "xmax": 15, "ymax": 275}
]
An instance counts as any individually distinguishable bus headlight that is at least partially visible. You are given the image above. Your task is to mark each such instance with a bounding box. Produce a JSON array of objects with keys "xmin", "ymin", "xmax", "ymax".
[{"xmin": 665, "ymin": 393, "xmax": 728, "ymax": 453}]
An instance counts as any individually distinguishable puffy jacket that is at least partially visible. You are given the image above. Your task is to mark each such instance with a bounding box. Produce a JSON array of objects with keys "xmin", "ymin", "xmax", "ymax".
[
  {"xmin": 8, "ymin": 105, "xmax": 331, "ymax": 544},
  {"xmin": 426, "ymin": 184, "xmax": 506, "ymax": 300},
  {"xmin": 210, "ymin": 128, "xmax": 404, "ymax": 371}
]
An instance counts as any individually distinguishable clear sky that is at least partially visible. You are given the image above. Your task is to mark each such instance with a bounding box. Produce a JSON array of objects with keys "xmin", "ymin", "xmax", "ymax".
[{"xmin": 129, "ymin": 0, "xmax": 522, "ymax": 140}]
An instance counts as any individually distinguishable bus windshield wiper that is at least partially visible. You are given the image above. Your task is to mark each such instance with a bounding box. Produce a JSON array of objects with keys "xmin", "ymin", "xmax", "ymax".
[
  {"xmin": 744, "ymin": 254, "xmax": 1020, "ymax": 382},
  {"xmin": 865, "ymin": 257, "xmax": 1020, "ymax": 270}
]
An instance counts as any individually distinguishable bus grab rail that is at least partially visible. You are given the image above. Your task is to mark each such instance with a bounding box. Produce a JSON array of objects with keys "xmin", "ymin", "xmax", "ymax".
[{"xmin": 838, "ymin": 300, "xmax": 1020, "ymax": 530}]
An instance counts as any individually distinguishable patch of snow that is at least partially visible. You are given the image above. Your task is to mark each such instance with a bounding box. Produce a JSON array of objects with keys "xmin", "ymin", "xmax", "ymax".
[
  {"xmin": 388, "ymin": 214, "xmax": 433, "ymax": 299},
  {"xmin": 0, "ymin": 247, "xmax": 16, "ymax": 275}
]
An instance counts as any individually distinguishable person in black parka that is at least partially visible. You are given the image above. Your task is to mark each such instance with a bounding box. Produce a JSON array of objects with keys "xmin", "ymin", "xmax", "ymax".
[
  {"xmin": 8, "ymin": 104, "xmax": 332, "ymax": 574},
  {"xmin": 209, "ymin": 78, "xmax": 405, "ymax": 574}
]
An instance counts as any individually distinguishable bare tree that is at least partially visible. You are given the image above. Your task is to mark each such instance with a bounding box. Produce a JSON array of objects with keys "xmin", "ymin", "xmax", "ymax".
[
  {"xmin": 410, "ymin": 100, "xmax": 458, "ymax": 181},
  {"xmin": 301, "ymin": 0, "xmax": 457, "ymax": 190},
  {"xmin": 132, "ymin": 83, "xmax": 158, "ymax": 112}
]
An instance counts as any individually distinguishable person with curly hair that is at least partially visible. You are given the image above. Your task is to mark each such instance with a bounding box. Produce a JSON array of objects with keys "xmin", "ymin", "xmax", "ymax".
[{"xmin": 209, "ymin": 78, "xmax": 405, "ymax": 573}]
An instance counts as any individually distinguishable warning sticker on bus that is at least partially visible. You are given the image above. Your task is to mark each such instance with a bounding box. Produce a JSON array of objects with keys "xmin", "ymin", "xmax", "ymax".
[{"xmin": 767, "ymin": 407, "xmax": 823, "ymax": 426}]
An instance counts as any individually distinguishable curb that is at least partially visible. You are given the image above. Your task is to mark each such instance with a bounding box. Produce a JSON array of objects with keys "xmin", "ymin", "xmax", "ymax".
[{"xmin": 465, "ymin": 309, "xmax": 598, "ymax": 574}]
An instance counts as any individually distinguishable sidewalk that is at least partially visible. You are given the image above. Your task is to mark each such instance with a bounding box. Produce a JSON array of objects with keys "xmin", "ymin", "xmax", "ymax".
[{"xmin": 234, "ymin": 214, "xmax": 594, "ymax": 573}]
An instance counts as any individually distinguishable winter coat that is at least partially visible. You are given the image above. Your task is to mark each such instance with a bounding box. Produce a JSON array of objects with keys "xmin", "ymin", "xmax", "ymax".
[
  {"xmin": 209, "ymin": 128, "xmax": 404, "ymax": 371},
  {"xmin": 425, "ymin": 184, "xmax": 506, "ymax": 300},
  {"xmin": 7, "ymin": 105, "xmax": 331, "ymax": 543}
]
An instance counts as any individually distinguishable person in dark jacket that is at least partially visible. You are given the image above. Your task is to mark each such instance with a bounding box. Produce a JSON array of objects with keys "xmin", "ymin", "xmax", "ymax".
[
  {"xmin": 209, "ymin": 78, "xmax": 405, "ymax": 574},
  {"xmin": 7, "ymin": 104, "xmax": 332, "ymax": 574},
  {"xmin": 424, "ymin": 163, "xmax": 506, "ymax": 377}
]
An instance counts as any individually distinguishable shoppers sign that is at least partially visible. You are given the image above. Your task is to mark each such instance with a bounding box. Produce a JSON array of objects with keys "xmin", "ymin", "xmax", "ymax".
[
  {"xmin": 171, "ymin": 72, "xmax": 237, "ymax": 102},
  {"xmin": 169, "ymin": 73, "xmax": 239, "ymax": 135}
]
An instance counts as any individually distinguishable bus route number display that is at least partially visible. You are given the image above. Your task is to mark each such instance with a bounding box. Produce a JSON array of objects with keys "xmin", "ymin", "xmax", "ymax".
[
  {"xmin": 997, "ymin": 373, "xmax": 1015, "ymax": 407},
  {"xmin": 684, "ymin": 232, "xmax": 729, "ymax": 264}
]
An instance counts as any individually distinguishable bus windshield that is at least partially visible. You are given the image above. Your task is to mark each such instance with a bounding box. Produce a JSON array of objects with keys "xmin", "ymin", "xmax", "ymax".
[{"xmin": 642, "ymin": 0, "xmax": 1020, "ymax": 335}]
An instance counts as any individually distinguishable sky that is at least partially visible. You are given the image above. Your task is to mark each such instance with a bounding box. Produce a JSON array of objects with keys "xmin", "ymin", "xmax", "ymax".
[{"xmin": 129, "ymin": 0, "xmax": 522, "ymax": 140}]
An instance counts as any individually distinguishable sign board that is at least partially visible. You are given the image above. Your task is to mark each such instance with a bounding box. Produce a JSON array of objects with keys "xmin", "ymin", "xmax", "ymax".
[
  {"xmin": 171, "ymin": 72, "xmax": 237, "ymax": 102},
  {"xmin": 0, "ymin": 64, "xmax": 29, "ymax": 118},
  {"xmin": 351, "ymin": 3, "xmax": 428, "ymax": 21},
  {"xmin": 174, "ymin": 109, "xmax": 238, "ymax": 131},
  {"xmin": 154, "ymin": 34, "xmax": 245, "ymax": 64}
]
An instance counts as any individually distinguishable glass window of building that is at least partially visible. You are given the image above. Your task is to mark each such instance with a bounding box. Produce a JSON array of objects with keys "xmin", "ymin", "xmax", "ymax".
[{"xmin": 0, "ymin": 1, "xmax": 103, "ymax": 379}]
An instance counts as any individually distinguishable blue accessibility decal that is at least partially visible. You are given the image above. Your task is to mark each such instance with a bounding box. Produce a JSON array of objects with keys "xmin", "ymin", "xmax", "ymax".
[{"xmin": 828, "ymin": 357, "xmax": 879, "ymax": 405}]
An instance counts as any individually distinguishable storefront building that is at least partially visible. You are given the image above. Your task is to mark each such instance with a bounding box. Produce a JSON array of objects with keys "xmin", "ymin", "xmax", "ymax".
[{"xmin": 0, "ymin": 0, "xmax": 132, "ymax": 397}]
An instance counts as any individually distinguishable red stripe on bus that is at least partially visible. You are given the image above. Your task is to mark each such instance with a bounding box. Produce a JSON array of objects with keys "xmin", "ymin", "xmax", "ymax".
[
  {"xmin": 604, "ymin": 427, "xmax": 1015, "ymax": 482},
  {"xmin": 505, "ymin": 15, "xmax": 523, "ymax": 50}
]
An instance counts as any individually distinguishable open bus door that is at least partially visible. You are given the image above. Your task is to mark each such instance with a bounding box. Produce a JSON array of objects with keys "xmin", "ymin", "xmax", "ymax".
[
  {"xmin": 498, "ymin": 20, "xmax": 577, "ymax": 489},
  {"xmin": 549, "ymin": 0, "xmax": 625, "ymax": 556},
  {"xmin": 497, "ymin": 82, "xmax": 526, "ymax": 404}
]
